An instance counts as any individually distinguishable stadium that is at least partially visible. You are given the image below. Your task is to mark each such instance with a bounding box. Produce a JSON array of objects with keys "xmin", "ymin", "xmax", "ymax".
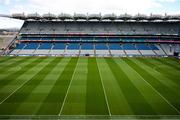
[{"xmin": 0, "ymin": 12, "xmax": 180, "ymax": 119}]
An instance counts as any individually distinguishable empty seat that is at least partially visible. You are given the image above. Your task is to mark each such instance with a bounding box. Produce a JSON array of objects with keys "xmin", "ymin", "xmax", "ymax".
[
  {"xmin": 55, "ymin": 37, "xmax": 67, "ymax": 41},
  {"xmin": 16, "ymin": 43, "xmax": 26, "ymax": 49},
  {"xmin": 149, "ymin": 44, "xmax": 159, "ymax": 50},
  {"xmin": 41, "ymin": 38, "xmax": 52, "ymax": 41},
  {"xmin": 67, "ymin": 43, "xmax": 80, "ymax": 50},
  {"xmin": 109, "ymin": 43, "xmax": 122, "ymax": 50},
  {"xmin": 136, "ymin": 44, "xmax": 151, "ymax": 50},
  {"xmin": 95, "ymin": 38, "xmax": 107, "ymax": 42},
  {"xmin": 53, "ymin": 43, "xmax": 66, "ymax": 49},
  {"xmin": 108, "ymin": 38, "xmax": 120, "ymax": 42},
  {"xmin": 81, "ymin": 43, "xmax": 94, "ymax": 50},
  {"xmin": 24, "ymin": 43, "xmax": 39, "ymax": 49},
  {"xmin": 38, "ymin": 43, "xmax": 52, "ymax": 49},
  {"xmin": 81, "ymin": 37, "xmax": 94, "ymax": 41},
  {"xmin": 123, "ymin": 43, "xmax": 136, "ymax": 50},
  {"xmin": 95, "ymin": 43, "xmax": 108, "ymax": 50}
]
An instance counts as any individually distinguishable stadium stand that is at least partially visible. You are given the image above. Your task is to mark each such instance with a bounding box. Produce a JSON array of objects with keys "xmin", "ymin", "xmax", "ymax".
[{"xmin": 0, "ymin": 13, "xmax": 179, "ymax": 57}]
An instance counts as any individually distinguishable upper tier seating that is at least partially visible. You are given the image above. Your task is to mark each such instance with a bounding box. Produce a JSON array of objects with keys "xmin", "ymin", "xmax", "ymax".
[{"xmin": 20, "ymin": 21, "xmax": 180, "ymax": 35}]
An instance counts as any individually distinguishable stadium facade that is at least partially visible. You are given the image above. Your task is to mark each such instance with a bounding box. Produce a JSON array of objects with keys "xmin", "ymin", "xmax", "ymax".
[{"xmin": 1, "ymin": 13, "xmax": 180, "ymax": 57}]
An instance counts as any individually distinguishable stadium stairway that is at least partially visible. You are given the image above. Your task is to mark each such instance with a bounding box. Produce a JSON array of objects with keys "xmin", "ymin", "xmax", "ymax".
[
  {"xmin": 95, "ymin": 43, "xmax": 110, "ymax": 57},
  {"xmin": 136, "ymin": 44, "xmax": 156, "ymax": 56},
  {"xmin": 160, "ymin": 44, "xmax": 174, "ymax": 56},
  {"xmin": 155, "ymin": 44, "xmax": 167, "ymax": 56},
  {"xmin": 109, "ymin": 43, "xmax": 126, "ymax": 57},
  {"xmin": 135, "ymin": 44, "xmax": 143, "ymax": 56},
  {"xmin": 149, "ymin": 44, "xmax": 158, "ymax": 56},
  {"xmin": 123, "ymin": 43, "xmax": 141, "ymax": 56},
  {"xmin": 159, "ymin": 44, "xmax": 168, "ymax": 56}
]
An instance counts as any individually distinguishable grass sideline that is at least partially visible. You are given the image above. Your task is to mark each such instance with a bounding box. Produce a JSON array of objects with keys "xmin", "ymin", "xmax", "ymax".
[{"xmin": 0, "ymin": 57, "xmax": 180, "ymax": 119}]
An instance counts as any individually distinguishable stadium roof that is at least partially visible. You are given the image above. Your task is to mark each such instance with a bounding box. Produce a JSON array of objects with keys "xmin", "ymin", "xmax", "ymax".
[{"xmin": 0, "ymin": 13, "xmax": 180, "ymax": 21}]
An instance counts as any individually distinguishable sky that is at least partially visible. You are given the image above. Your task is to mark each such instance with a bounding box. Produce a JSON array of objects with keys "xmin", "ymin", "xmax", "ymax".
[{"xmin": 0, "ymin": 0, "xmax": 180, "ymax": 28}]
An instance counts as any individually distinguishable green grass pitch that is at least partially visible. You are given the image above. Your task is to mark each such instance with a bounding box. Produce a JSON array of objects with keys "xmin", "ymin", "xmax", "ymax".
[{"xmin": 0, "ymin": 57, "xmax": 180, "ymax": 119}]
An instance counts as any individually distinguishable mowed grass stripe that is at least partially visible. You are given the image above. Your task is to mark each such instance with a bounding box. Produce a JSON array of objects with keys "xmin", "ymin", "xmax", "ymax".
[
  {"xmin": 0, "ymin": 58, "xmax": 42, "ymax": 102},
  {"xmin": 0, "ymin": 57, "xmax": 36, "ymax": 79},
  {"xmin": 0, "ymin": 57, "xmax": 56, "ymax": 115},
  {"xmin": 136, "ymin": 58, "xmax": 180, "ymax": 86},
  {"xmin": 0, "ymin": 57, "xmax": 40, "ymax": 89},
  {"xmin": 165, "ymin": 58, "xmax": 180, "ymax": 65},
  {"xmin": 124, "ymin": 58, "xmax": 180, "ymax": 114},
  {"xmin": 36, "ymin": 57, "xmax": 78, "ymax": 115},
  {"xmin": 154, "ymin": 58, "xmax": 180, "ymax": 70},
  {"xmin": 97, "ymin": 58, "xmax": 133, "ymax": 115},
  {"xmin": 105, "ymin": 58, "xmax": 156, "ymax": 115},
  {"xmin": 0, "ymin": 57, "xmax": 22, "ymax": 67},
  {"xmin": 86, "ymin": 58, "xmax": 109, "ymax": 115},
  {"xmin": 0, "ymin": 56, "xmax": 15, "ymax": 63},
  {"xmin": 13, "ymin": 57, "xmax": 63, "ymax": 115},
  {"xmin": 0, "ymin": 57, "xmax": 32, "ymax": 74},
  {"xmin": 116, "ymin": 58, "xmax": 179, "ymax": 115},
  {"xmin": 61, "ymin": 58, "xmax": 88, "ymax": 115},
  {"xmin": 133, "ymin": 58, "xmax": 180, "ymax": 96}
]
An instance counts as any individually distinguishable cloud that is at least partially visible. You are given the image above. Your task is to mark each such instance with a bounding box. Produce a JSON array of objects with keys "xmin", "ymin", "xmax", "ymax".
[
  {"xmin": 0, "ymin": 0, "xmax": 10, "ymax": 5},
  {"xmin": 8, "ymin": 0, "xmax": 168, "ymax": 15},
  {"xmin": 157, "ymin": 0, "xmax": 176, "ymax": 2}
]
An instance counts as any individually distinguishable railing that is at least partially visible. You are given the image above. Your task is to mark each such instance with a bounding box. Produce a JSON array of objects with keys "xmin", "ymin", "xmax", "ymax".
[{"xmin": 0, "ymin": 34, "xmax": 17, "ymax": 56}]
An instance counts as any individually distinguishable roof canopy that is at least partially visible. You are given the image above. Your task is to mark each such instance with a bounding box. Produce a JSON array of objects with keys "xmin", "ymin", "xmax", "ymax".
[{"xmin": 1, "ymin": 13, "xmax": 180, "ymax": 21}]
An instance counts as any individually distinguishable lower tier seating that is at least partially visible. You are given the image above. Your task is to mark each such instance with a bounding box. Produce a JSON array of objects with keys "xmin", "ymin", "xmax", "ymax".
[{"xmin": 10, "ymin": 42, "xmax": 175, "ymax": 57}]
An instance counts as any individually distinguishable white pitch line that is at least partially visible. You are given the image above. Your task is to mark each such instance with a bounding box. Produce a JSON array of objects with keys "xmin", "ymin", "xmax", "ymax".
[
  {"xmin": 127, "ymin": 60, "xmax": 180, "ymax": 114},
  {"xmin": 0, "ymin": 77, "xmax": 32, "ymax": 105},
  {"xmin": 0, "ymin": 58, "xmax": 48, "ymax": 105},
  {"xmin": 96, "ymin": 58, "xmax": 112, "ymax": 116},
  {"xmin": 58, "ymin": 58, "xmax": 79, "ymax": 116}
]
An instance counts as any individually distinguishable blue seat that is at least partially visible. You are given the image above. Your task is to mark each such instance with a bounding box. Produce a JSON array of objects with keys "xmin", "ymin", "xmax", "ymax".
[
  {"xmin": 27, "ymin": 37, "xmax": 40, "ymax": 40},
  {"xmin": 123, "ymin": 43, "xmax": 136, "ymax": 50},
  {"xmin": 109, "ymin": 43, "xmax": 122, "ymax": 50},
  {"xmin": 55, "ymin": 37, "xmax": 67, "ymax": 41},
  {"xmin": 53, "ymin": 43, "xmax": 66, "ymax": 49},
  {"xmin": 24, "ymin": 43, "xmax": 39, "ymax": 49},
  {"xmin": 121, "ymin": 38, "xmax": 133, "ymax": 42},
  {"xmin": 81, "ymin": 43, "xmax": 94, "ymax": 50},
  {"xmin": 136, "ymin": 44, "xmax": 151, "ymax": 50},
  {"xmin": 67, "ymin": 43, "xmax": 80, "ymax": 50},
  {"xmin": 95, "ymin": 44, "xmax": 108, "ymax": 50},
  {"xmin": 95, "ymin": 38, "xmax": 107, "ymax": 42},
  {"xmin": 41, "ymin": 38, "xmax": 52, "ymax": 41},
  {"xmin": 16, "ymin": 43, "xmax": 26, "ymax": 49},
  {"xmin": 108, "ymin": 38, "xmax": 120, "ymax": 42},
  {"xmin": 39, "ymin": 43, "xmax": 52, "ymax": 49},
  {"xmin": 149, "ymin": 44, "xmax": 159, "ymax": 50},
  {"xmin": 81, "ymin": 37, "xmax": 94, "ymax": 41},
  {"xmin": 68, "ymin": 37, "xmax": 80, "ymax": 41}
]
